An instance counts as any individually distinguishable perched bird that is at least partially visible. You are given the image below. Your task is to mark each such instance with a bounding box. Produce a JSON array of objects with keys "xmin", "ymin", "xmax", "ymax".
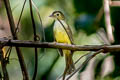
[{"xmin": 49, "ymin": 11, "xmax": 75, "ymax": 75}]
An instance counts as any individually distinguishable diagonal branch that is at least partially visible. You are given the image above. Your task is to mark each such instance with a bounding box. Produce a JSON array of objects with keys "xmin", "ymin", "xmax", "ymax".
[
  {"xmin": 3, "ymin": 0, "xmax": 29, "ymax": 80},
  {"xmin": 15, "ymin": 0, "xmax": 27, "ymax": 34}
]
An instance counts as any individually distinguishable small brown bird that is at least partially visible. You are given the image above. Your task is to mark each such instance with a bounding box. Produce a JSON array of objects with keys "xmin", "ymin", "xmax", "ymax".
[{"xmin": 50, "ymin": 11, "xmax": 75, "ymax": 76}]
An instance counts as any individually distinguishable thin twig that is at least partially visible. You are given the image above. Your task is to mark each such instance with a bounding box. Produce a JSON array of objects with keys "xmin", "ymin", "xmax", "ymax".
[
  {"xmin": 32, "ymin": 0, "xmax": 46, "ymax": 60},
  {"xmin": 15, "ymin": 0, "xmax": 27, "ymax": 34},
  {"xmin": 3, "ymin": 0, "xmax": 29, "ymax": 79},
  {"xmin": 74, "ymin": 52, "xmax": 92, "ymax": 64},
  {"xmin": 66, "ymin": 49, "xmax": 104, "ymax": 80},
  {"xmin": 29, "ymin": 0, "xmax": 38, "ymax": 80},
  {"xmin": 32, "ymin": 0, "xmax": 46, "ymax": 42}
]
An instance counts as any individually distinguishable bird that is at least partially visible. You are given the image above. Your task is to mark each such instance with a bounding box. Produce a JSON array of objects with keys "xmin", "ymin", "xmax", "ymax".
[{"xmin": 49, "ymin": 11, "xmax": 75, "ymax": 77}]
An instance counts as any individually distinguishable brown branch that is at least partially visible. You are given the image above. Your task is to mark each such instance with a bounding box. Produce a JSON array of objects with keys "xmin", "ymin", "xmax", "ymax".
[
  {"xmin": 1, "ymin": 38, "xmax": 120, "ymax": 52},
  {"xmin": 110, "ymin": 1, "xmax": 120, "ymax": 7},
  {"xmin": 103, "ymin": 0, "xmax": 114, "ymax": 43},
  {"xmin": 3, "ymin": 0, "xmax": 29, "ymax": 80}
]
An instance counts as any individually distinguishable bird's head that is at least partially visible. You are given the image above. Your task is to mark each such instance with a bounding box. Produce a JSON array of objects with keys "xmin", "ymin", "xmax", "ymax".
[{"xmin": 49, "ymin": 11, "xmax": 65, "ymax": 20}]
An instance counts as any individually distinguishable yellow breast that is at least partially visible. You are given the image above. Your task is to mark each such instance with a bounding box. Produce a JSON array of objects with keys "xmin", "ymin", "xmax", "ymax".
[{"xmin": 53, "ymin": 20, "xmax": 71, "ymax": 44}]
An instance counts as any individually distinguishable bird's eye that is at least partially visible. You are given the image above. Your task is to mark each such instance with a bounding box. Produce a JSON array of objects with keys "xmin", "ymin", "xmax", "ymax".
[{"xmin": 56, "ymin": 13, "xmax": 59, "ymax": 16}]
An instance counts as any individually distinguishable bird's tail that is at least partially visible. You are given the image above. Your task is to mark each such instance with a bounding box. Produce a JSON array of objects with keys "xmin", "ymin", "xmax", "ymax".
[{"xmin": 65, "ymin": 51, "xmax": 75, "ymax": 74}]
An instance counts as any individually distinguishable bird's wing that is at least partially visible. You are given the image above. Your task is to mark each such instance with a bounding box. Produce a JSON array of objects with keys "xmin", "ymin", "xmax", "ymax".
[{"xmin": 66, "ymin": 24, "xmax": 74, "ymax": 44}]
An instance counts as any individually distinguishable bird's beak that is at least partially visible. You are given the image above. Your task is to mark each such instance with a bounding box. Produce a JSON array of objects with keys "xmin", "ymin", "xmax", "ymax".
[{"xmin": 49, "ymin": 14, "xmax": 53, "ymax": 17}]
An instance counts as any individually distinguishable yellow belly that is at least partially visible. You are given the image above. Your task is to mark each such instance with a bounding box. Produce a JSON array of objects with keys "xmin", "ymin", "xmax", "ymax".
[
  {"xmin": 55, "ymin": 31, "xmax": 71, "ymax": 44},
  {"xmin": 53, "ymin": 20, "xmax": 71, "ymax": 55},
  {"xmin": 53, "ymin": 20, "xmax": 71, "ymax": 44}
]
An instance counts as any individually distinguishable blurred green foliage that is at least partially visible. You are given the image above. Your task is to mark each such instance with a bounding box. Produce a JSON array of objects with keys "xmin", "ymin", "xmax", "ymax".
[{"xmin": 0, "ymin": 0, "xmax": 120, "ymax": 80}]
